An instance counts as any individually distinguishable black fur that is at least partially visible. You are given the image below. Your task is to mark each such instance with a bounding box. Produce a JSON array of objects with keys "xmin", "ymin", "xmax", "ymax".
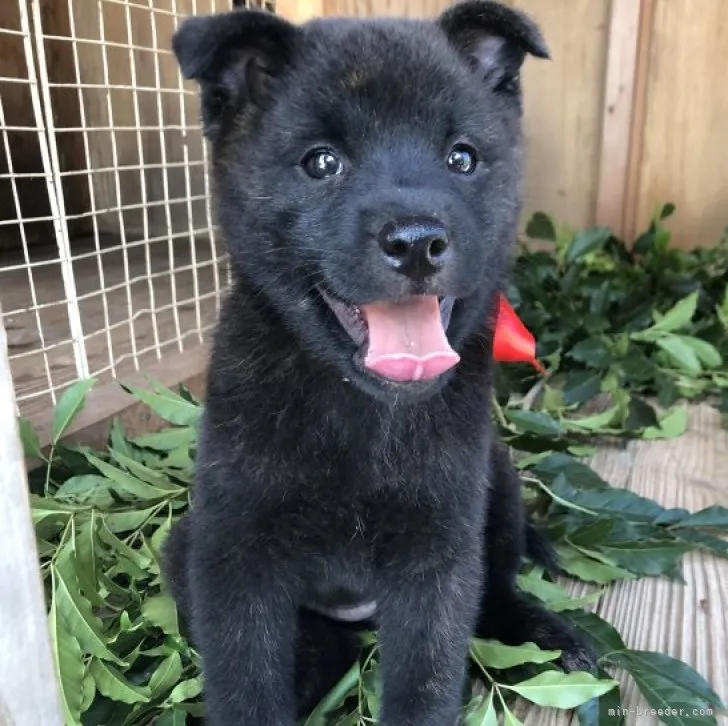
[{"xmin": 164, "ymin": 3, "xmax": 595, "ymax": 724}]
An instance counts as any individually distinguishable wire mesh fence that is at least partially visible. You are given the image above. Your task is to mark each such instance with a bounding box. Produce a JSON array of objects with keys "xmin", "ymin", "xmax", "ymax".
[{"xmin": 0, "ymin": 0, "xmax": 273, "ymax": 420}]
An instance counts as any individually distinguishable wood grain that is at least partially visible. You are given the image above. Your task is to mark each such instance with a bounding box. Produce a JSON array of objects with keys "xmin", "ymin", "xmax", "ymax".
[
  {"xmin": 595, "ymin": 0, "xmax": 642, "ymax": 238},
  {"xmin": 514, "ymin": 0, "xmax": 611, "ymax": 231},
  {"xmin": 0, "ymin": 303, "xmax": 63, "ymax": 726},
  {"xmin": 634, "ymin": 0, "xmax": 728, "ymax": 248}
]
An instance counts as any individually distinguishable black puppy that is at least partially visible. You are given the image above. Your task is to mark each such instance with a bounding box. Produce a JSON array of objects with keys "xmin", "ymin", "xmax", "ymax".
[{"xmin": 164, "ymin": 3, "xmax": 595, "ymax": 724}]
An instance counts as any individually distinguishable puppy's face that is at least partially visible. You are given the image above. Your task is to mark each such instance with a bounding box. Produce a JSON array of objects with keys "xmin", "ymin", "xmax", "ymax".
[{"xmin": 174, "ymin": 2, "xmax": 548, "ymax": 402}]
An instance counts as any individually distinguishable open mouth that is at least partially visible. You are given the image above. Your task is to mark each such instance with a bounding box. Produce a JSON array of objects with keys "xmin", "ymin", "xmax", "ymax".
[{"xmin": 318, "ymin": 288, "xmax": 459, "ymax": 383}]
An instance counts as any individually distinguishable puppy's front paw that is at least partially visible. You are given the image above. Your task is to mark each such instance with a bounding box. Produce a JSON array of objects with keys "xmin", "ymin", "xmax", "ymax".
[{"xmin": 557, "ymin": 640, "xmax": 598, "ymax": 674}]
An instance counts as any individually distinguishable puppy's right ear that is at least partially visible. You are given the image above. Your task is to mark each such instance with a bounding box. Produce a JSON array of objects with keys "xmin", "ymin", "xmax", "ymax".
[{"xmin": 172, "ymin": 9, "xmax": 300, "ymax": 138}]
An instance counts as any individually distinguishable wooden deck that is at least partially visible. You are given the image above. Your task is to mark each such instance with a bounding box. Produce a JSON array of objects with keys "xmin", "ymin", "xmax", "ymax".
[{"xmin": 519, "ymin": 403, "xmax": 728, "ymax": 725}]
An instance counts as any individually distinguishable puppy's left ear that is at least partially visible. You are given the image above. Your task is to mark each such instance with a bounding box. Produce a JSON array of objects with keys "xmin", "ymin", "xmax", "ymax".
[{"xmin": 438, "ymin": 0, "xmax": 549, "ymax": 93}]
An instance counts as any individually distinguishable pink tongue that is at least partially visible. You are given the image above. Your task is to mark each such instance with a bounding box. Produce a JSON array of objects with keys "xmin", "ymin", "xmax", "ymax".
[{"xmin": 362, "ymin": 296, "xmax": 460, "ymax": 382}]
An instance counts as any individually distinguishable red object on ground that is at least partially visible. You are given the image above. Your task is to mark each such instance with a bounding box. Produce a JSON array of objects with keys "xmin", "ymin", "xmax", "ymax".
[{"xmin": 493, "ymin": 293, "xmax": 546, "ymax": 374}]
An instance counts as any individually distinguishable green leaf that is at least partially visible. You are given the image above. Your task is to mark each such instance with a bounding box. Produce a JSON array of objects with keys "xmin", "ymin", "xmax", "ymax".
[
  {"xmin": 120, "ymin": 383, "xmax": 201, "ymax": 426},
  {"xmin": 566, "ymin": 405, "xmax": 621, "ymax": 433},
  {"xmin": 18, "ymin": 417, "xmax": 43, "ymax": 459},
  {"xmin": 303, "ymin": 661, "xmax": 360, "ymax": 726},
  {"xmin": 635, "ymin": 292, "xmax": 699, "ymax": 337},
  {"xmin": 531, "ymin": 453, "xmax": 609, "ymax": 490},
  {"xmin": 679, "ymin": 337, "xmax": 723, "ymax": 368},
  {"xmin": 52, "ymin": 378, "xmax": 97, "ymax": 444},
  {"xmin": 525, "ymin": 211, "xmax": 557, "ymax": 241},
  {"xmin": 167, "ymin": 678, "xmax": 203, "ymax": 704},
  {"xmin": 671, "ymin": 529, "xmax": 728, "ymax": 558},
  {"xmin": 108, "ymin": 449, "xmax": 185, "ymax": 492},
  {"xmin": 624, "ymin": 396, "xmax": 660, "ymax": 431},
  {"xmin": 85, "ymin": 453, "xmax": 173, "ymax": 501},
  {"xmin": 565, "ymin": 227, "xmax": 612, "ymax": 263},
  {"xmin": 656, "ymin": 336, "xmax": 703, "ymax": 374},
  {"xmin": 516, "ymin": 572, "xmax": 604, "ymax": 612},
  {"xmin": 49, "ymin": 572, "xmax": 85, "ymax": 725},
  {"xmin": 597, "ymin": 541, "xmax": 691, "ymax": 577},
  {"xmin": 104, "ymin": 506, "xmax": 164, "ymax": 534},
  {"xmin": 505, "ymin": 409, "xmax": 564, "ymax": 436},
  {"xmin": 68, "ymin": 515, "xmax": 105, "ymax": 608},
  {"xmin": 674, "ymin": 505, "xmax": 728, "ymax": 529},
  {"xmin": 98, "ymin": 524, "xmax": 153, "ymax": 575},
  {"xmin": 659, "ymin": 202, "xmax": 676, "ymax": 219},
  {"xmin": 132, "ymin": 427, "xmax": 195, "ymax": 452},
  {"xmin": 576, "ymin": 673, "xmax": 625, "ymax": 726},
  {"xmin": 156, "ymin": 708, "xmax": 189, "ymax": 726},
  {"xmin": 54, "ymin": 475, "xmax": 115, "ymax": 507},
  {"xmin": 557, "ymin": 545, "xmax": 635, "ymax": 584},
  {"xmin": 643, "ymin": 407, "xmax": 688, "ymax": 440},
  {"xmin": 503, "ymin": 703, "xmax": 524, "ymax": 726},
  {"xmin": 563, "ymin": 373, "xmax": 603, "ymax": 406},
  {"xmin": 605, "ymin": 650, "xmax": 725, "ymax": 720},
  {"xmin": 549, "ymin": 475, "xmax": 667, "ymax": 523},
  {"xmin": 561, "ymin": 610, "xmax": 627, "ymax": 659},
  {"xmin": 142, "ymin": 593, "xmax": 179, "ymax": 636},
  {"xmin": 88, "ymin": 659, "xmax": 151, "ymax": 704},
  {"xmin": 504, "ymin": 670, "xmax": 618, "ymax": 709},
  {"xmin": 464, "ymin": 690, "xmax": 498, "ymax": 726},
  {"xmin": 568, "ymin": 338, "xmax": 612, "ymax": 368},
  {"xmin": 361, "ymin": 661, "xmax": 381, "ymax": 719},
  {"xmin": 53, "ymin": 558, "xmax": 126, "ymax": 665},
  {"xmin": 80, "ymin": 665, "xmax": 96, "ymax": 713},
  {"xmin": 471, "ymin": 639, "xmax": 561, "ymax": 670},
  {"xmin": 149, "ymin": 651, "xmax": 183, "ymax": 697}
]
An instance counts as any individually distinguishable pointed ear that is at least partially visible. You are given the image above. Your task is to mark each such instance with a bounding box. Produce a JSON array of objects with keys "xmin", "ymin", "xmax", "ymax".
[
  {"xmin": 437, "ymin": 1, "xmax": 549, "ymax": 93},
  {"xmin": 172, "ymin": 9, "xmax": 300, "ymax": 137}
]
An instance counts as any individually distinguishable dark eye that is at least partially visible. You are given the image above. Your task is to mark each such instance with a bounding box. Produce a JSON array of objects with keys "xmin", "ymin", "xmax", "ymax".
[
  {"xmin": 302, "ymin": 148, "xmax": 343, "ymax": 179},
  {"xmin": 447, "ymin": 145, "xmax": 477, "ymax": 175}
]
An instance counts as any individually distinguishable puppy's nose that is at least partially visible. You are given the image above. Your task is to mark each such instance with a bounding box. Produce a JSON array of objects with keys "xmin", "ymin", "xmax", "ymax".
[{"xmin": 377, "ymin": 218, "xmax": 450, "ymax": 280}]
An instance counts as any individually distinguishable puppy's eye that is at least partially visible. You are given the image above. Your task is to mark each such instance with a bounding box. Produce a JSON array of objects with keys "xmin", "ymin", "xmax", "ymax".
[
  {"xmin": 302, "ymin": 148, "xmax": 343, "ymax": 179},
  {"xmin": 447, "ymin": 145, "xmax": 477, "ymax": 175}
]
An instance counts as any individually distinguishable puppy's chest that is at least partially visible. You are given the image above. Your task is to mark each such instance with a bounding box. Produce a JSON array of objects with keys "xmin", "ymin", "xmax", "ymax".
[{"xmin": 279, "ymin": 453, "xmax": 481, "ymax": 570}]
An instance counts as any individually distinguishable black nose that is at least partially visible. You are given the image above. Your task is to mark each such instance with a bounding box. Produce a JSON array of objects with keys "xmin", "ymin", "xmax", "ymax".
[{"xmin": 378, "ymin": 218, "xmax": 450, "ymax": 280}]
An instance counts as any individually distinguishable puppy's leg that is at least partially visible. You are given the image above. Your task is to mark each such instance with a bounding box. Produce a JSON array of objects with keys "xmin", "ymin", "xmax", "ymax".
[
  {"xmin": 294, "ymin": 608, "xmax": 362, "ymax": 717},
  {"xmin": 477, "ymin": 441, "xmax": 596, "ymax": 673},
  {"xmin": 184, "ymin": 518, "xmax": 299, "ymax": 726},
  {"xmin": 377, "ymin": 552, "xmax": 482, "ymax": 726}
]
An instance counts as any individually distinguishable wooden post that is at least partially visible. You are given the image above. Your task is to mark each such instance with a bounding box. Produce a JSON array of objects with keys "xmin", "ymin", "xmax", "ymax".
[
  {"xmin": 0, "ymin": 304, "xmax": 63, "ymax": 726},
  {"xmin": 276, "ymin": 0, "xmax": 324, "ymax": 22},
  {"xmin": 622, "ymin": 0, "xmax": 655, "ymax": 244},
  {"xmin": 594, "ymin": 0, "xmax": 643, "ymax": 238}
]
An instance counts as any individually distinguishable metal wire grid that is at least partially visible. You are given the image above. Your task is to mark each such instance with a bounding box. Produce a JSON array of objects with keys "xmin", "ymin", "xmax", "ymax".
[{"xmin": 0, "ymin": 0, "xmax": 273, "ymax": 418}]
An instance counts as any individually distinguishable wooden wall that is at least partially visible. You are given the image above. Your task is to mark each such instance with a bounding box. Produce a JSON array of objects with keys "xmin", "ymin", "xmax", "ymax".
[
  {"xmin": 633, "ymin": 0, "xmax": 728, "ymax": 249},
  {"xmin": 1, "ymin": 0, "xmax": 727, "ymax": 250}
]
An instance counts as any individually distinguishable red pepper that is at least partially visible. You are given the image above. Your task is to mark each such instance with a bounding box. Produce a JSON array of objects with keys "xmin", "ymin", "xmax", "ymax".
[{"xmin": 493, "ymin": 293, "xmax": 545, "ymax": 374}]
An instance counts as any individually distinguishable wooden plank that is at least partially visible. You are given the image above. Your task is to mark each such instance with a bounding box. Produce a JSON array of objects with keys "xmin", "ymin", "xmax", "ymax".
[
  {"xmin": 277, "ymin": 0, "xmax": 324, "ymax": 22},
  {"xmin": 594, "ymin": 0, "xmax": 642, "ymax": 238},
  {"xmin": 632, "ymin": 0, "xmax": 728, "ymax": 248},
  {"xmin": 323, "ymin": 0, "xmax": 449, "ymax": 18},
  {"xmin": 623, "ymin": 0, "xmax": 655, "ymax": 245},
  {"xmin": 514, "ymin": 0, "xmax": 611, "ymax": 232},
  {"xmin": 0, "ymin": 303, "xmax": 63, "ymax": 726}
]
